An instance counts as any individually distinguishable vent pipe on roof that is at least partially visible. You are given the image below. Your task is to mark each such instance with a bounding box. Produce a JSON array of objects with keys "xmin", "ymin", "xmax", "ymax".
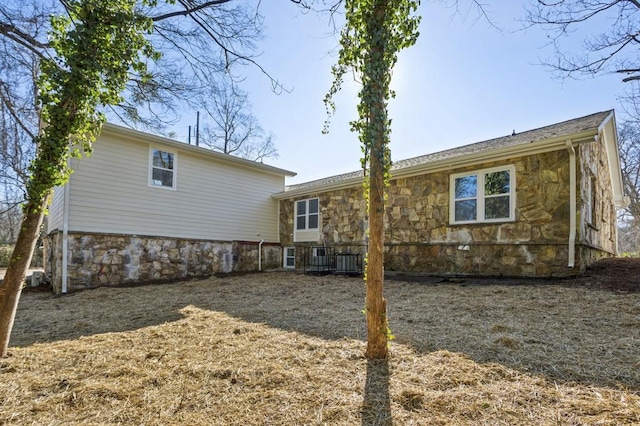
[{"xmin": 195, "ymin": 111, "xmax": 200, "ymax": 147}]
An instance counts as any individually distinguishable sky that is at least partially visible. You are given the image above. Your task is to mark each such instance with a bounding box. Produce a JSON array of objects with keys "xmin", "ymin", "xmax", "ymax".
[{"xmin": 178, "ymin": 1, "xmax": 626, "ymax": 186}]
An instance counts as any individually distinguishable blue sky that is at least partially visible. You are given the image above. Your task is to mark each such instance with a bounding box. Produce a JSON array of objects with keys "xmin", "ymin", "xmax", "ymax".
[{"xmin": 184, "ymin": 1, "xmax": 625, "ymax": 185}]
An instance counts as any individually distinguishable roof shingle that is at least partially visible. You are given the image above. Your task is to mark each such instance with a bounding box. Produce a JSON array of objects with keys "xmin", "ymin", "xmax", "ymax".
[{"xmin": 285, "ymin": 110, "xmax": 613, "ymax": 192}]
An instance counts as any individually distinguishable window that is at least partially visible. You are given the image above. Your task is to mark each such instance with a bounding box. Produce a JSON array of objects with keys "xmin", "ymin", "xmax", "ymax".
[
  {"xmin": 587, "ymin": 176, "xmax": 597, "ymax": 225},
  {"xmin": 313, "ymin": 247, "xmax": 326, "ymax": 257},
  {"xmin": 450, "ymin": 165, "xmax": 515, "ymax": 224},
  {"xmin": 296, "ymin": 198, "xmax": 319, "ymax": 231},
  {"xmin": 284, "ymin": 247, "xmax": 295, "ymax": 269},
  {"xmin": 150, "ymin": 148, "xmax": 176, "ymax": 189}
]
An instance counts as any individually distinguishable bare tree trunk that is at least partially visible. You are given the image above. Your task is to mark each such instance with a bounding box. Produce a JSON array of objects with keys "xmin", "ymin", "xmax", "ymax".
[
  {"xmin": 0, "ymin": 195, "xmax": 48, "ymax": 357},
  {"xmin": 365, "ymin": 137, "xmax": 388, "ymax": 359},
  {"xmin": 364, "ymin": 0, "xmax": 390, "ymax": 360}
]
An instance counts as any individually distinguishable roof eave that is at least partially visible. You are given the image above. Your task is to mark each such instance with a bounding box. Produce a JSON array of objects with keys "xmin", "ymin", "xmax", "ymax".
[
  {"xmin": 274, "ymin": 129, "xmax": 600, "ymax": 199},
  {"xmin": 272, "ymin": 175, "xmax": 365, "ymax": 200},
  {"xmin": 598, "ymin": 112, "xmax": 626, "ymax": 206},
  {"xmin": 398, "ymin": 129, "xmax": 599, "ymax": 177}
]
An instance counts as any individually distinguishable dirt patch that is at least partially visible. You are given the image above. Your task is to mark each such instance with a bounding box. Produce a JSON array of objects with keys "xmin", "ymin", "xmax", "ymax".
[
  {"xmin": 581, "ymin": 257, "xmax": 640, "ymax": 293},
  {"xmin": 2, "ymin": 266, "xmax": 639, "ymax": 425},
  {"xmin": 388, "ymin": 257, "xmax": 640, "ymax": 293}
]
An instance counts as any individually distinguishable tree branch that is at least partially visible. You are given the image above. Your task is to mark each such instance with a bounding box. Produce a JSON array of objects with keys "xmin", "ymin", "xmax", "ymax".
[
  {"xmin": 0, "ymin": 22, "xmax": 50, "ymax": 61},
  {"xmin": 151, "ymin": 0, "xmax": 234, "ymax": 22}
]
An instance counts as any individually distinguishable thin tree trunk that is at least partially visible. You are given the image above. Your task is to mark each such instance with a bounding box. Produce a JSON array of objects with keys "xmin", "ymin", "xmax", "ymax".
[
  {"xmin": 0, "ymin": 195, "xmax": 49, "ymax": 357},
  {"xmin": 365, "ymin": 137, "xmax": 388, "ymax": 359},
  {"xmin": 364, "ymin": 0, "xmax": 389, "ymax": 360}
]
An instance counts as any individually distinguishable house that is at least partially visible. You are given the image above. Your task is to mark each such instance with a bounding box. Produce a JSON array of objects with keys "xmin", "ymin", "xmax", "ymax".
[
  {"xmin": 44, "ymin": 123, "xmax": 296, "ymax": 293},
  {"xmin": 45, "ymin": 110, "xmax": 627, "ymax": 293},
  {"xmin": 273, "ymin": 110, "xmax": 627, "ymax": 277}
]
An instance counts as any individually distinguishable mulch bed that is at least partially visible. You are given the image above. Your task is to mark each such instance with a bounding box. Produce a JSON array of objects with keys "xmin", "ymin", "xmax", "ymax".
[
  {"xmin": 1, "ymin": 263, "xmax": 639, "ymax": 425},
  {"xmin": 580, "ymin": 257, "xmax": 640, "ymax": 293}
]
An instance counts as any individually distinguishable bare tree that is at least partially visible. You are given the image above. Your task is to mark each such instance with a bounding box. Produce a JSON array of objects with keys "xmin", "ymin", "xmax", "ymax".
[
  {"xmin": 199, "ymin": 82, "xmax": 277, "ymax": 161},
  {"xmin": 0, "ymin": 0, "xmax": 278, "ymax": 155},
  {"xmin": 617, "ymin": 120, "xmax": 640, "ymax": 252},
  {"xmin": 525, "ymin": 1, "xmax": 640, "ymax": 249},
  {"xmin": 0, "ymin": 0, "xmax": 285, "ymax": 356},
  {"xmin": 0, "ymin": 0, "xmax": 52, "ymax": 202},
  {"xmin": 525, "ymin": 1, "xmax": 640, "ymax": 83},
  {"xmin": 0, "ymin": 0, "xmax": 283, "ymax": 196},
  {"xmin": 0, "ymin": 1, "xmax": 50, "ymax": 253},
  {"xmin": 0, "ymin": 203, "xmax": 21, "ymax": 245}
]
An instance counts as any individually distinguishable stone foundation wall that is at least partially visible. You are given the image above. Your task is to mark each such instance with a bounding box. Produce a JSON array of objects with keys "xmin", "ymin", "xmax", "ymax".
[
  {"xmin": 384, "ymin": 242, "xmax": 572, "ymax": 277},
  {"xmin": 46, "ymin": 232, "xmax": 282, "ymax": 293},
  {"xmin": 234, "ymin": 241, "xmax": 282, "ymax": 272},
  {"xmin": 578, "ymin": 243, "xmax": 614, "ymax": 273}
]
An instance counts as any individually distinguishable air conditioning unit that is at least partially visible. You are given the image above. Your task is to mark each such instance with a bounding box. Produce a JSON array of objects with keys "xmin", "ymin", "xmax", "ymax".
[
  {"xmin": 336, "ymin": 254, "xmax": 360, "ymax": 274},
  {"xmin": 306, "ymin": 246, "xmax": 334, "ymax": 274},
  {"xmin": 31, "ymin": 271, "xmax": 44, "ymax": 287}
]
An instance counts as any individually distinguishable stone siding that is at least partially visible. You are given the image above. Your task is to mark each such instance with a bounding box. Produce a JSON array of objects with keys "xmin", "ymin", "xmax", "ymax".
[
  {"xmin": 46, "ymin": 232, "xmax": 282, "ymax": 293},
  {"xmin": 578, "ymin": 134, "xmax": 618, "ymax": 259},
  {"xmin": 280, "ymin": 149, "xmax": 615, "ymax": 277},
  {"xmin": 384, "ymin": 242, "xmax": 569, "ymax": 277}
]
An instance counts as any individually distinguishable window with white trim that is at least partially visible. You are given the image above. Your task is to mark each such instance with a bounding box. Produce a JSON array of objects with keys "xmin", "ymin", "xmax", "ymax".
[
  {"xmin": 284, "ymin": 247, "xmax": 295, "ymax": 269},
  {"xmin": 296, "ymin": 198, "xmax": 319, "ymax": 231},
  {"xmin": 587, "ymin": 175, "xmax": 597, "ymax": 225},
  {"xmin": 150, "ymin": 148, "xmax": 176, "ymax": 189},
  {"xmin": 450, "ymin": 165, "xmax": 515, "ymax": 224},
  {"xmin": 313, "ymin": 247, "xmax": 326, "ymax": 257}
]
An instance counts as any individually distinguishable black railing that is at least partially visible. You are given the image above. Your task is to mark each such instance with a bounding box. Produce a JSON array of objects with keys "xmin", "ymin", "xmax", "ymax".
[{"xmin": 303, "ymin": 246, "xmax": 363, "ymax": 276}]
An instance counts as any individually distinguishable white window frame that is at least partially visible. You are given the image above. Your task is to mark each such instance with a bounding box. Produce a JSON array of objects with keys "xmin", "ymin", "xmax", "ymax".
[
  {"xmin": 312, "ymin": 247, "xmax": 326, "ymax": 257},
  {"xmin": 449, "ymin": 165, "xmax": 516, "ymax": 225},
  {"xmin": 149, "ymin": 147, "xmax": 177, "ymax": 190},
  {"xmin": 587, "ymin": 175, "xmax": 597, "ymax": 226},
  {"xmin": 283, "ymin": 247, "xmax": 296, "ymax": 269},
  {"xmin": 293, "ymin": 198, "xmax": 321, "ymax": 243},
  {"xmin": 295, "ymin": 198, "xmax": 319, "ymax": 231}
]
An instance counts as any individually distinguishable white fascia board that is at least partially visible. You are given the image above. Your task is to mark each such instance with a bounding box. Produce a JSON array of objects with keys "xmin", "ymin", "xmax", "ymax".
[
  {"xmin": 598, "ymin": 113, "xmax": 627, "ymax": 207},
  {"xmin": 272, "ymin": 175, "xmax": 365, "ymax": 200}
]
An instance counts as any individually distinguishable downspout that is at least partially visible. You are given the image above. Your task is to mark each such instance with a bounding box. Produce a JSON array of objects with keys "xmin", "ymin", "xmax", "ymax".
[
  {"xmin": 565, "ymin": 139, "xmax": 576, "ymax": 268},
  {"xmin": 258, "ymin": 239, "xmax": 264, "ymax": 272},
  {"xmin": 61, "ymin": 172, "xmax": 71, "ymax": 293}
]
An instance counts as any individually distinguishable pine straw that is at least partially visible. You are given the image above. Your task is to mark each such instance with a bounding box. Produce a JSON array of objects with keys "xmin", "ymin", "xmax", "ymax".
[{"xmin": 2, "ymin": 273, "xmax": 639, "ymax": 425}]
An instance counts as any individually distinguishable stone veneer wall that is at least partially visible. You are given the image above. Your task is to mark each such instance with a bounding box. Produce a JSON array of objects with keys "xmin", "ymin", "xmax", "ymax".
[
  {"xmin": 280, "ymin": 150, "xmax": 615, "ymax": 277},
  {"xmin": 46, "ymin": 232, "xmax": 282, "ymax": 293},
  {"xmin": 577, "ymin": 135, "xmax": 618, "ymax": 262}
]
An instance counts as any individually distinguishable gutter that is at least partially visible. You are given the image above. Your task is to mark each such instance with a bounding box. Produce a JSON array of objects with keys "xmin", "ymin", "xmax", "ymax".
[
  {"xmin": 565, "ymin": 139, "xmax": 576, "ymax": 269},
  {"xmin": 61, "ymin": 167, "xmax": 71, "ymax": 293}
]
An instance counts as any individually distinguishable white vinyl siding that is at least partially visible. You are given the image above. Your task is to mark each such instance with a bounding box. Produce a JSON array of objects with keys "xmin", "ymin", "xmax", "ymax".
[
  {"xmin": 47, "ymin": 185, "xmax": 65, "ymax": 232},
  {"xmin": 63, "ymin": 133, "xmax": 284, "ymax": 242},
  {"xmin": 450, "ymin": 165, "xmax": 516, "ymax": 225}
]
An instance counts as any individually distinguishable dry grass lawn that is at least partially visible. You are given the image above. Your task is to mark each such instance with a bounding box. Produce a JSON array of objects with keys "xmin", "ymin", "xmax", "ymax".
[{"xmin": 1, "ymin": 272, "xmax": 639, "ymax": 425}]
